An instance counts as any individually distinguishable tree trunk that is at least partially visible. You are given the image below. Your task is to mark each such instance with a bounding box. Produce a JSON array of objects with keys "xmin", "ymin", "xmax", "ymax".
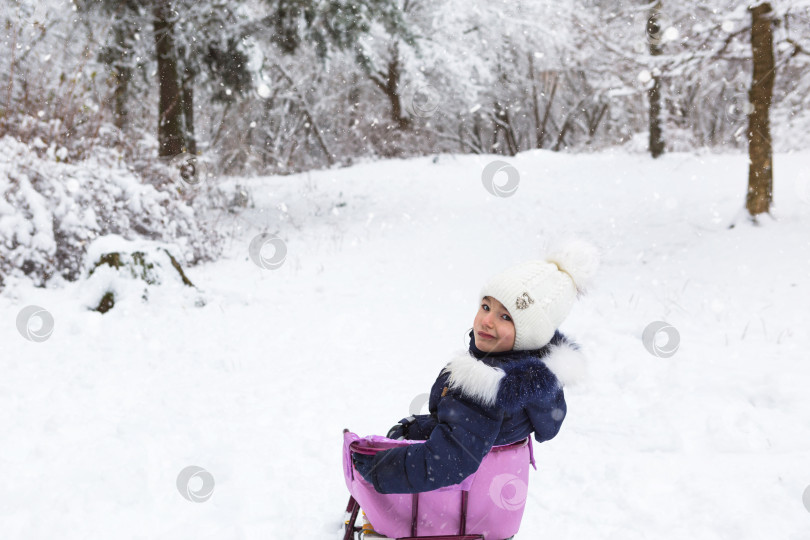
[
  {"xmin": 388, "ymin": 62, "xmax": 409, "ymax": 129},
  {"xmin": 528, "ymin": 53, "xmax": 542, "ymax": 148},
  {"xmin": 364, "ymin": 43, "xmax": 410, "ymax": 131},
  {"xmin": 384, "ymin": 44, "xmax": 410, "ymax": 130},
  {"xmin": 347, "ymin": 73, "xmax": 360, "ymax": 129},
  {"xmin": 181, "ymin": 68, "xmax": 196, "ymax": 155},
  {"xmin": 746, "ymin": 3, "xmax": 775, "ymax": 218},
  {"xmin": 492, "ymin": 100, "xmax": 518, "ymax": 155},
  {"xmin": 111, "ymin": 24, "xmax": 133, "ymax": 130},
  {"xmin": 553, "ymin": 118, "xmax": 571, "ymax": 151},
  {"xmin": 537, "ymin": 72, "xmax": 558, "ymax": 149},
  {"xmin": 152, "ymin": 0, "xmax": 185, "ymax": 157},
  {"xmin": 647, "ymin": 1, "xmax": 665, "ymax": 158},
  {"xmin": 586, "ymin": 102, "xmax": 608, "ymax": 141}
]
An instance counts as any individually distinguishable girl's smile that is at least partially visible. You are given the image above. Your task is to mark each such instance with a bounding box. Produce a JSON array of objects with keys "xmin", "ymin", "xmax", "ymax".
[{"xmin": 473, "ymin": 296, "xmax": 516, "ymax": 353}]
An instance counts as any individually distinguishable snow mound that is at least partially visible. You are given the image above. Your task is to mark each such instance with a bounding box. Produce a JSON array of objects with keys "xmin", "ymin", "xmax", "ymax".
[{"xmin": 80, "ymin": 234, "xmax": 204, "ymax": 313}]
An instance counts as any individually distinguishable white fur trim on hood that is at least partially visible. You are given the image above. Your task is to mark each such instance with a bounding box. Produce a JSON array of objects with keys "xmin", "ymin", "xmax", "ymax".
[
  {"xmin": 441, "ymin": 352, "xmax": 506, "ymax": 408},
  {"xmin": 440, "ymin": 339, "xmax": 587, "ymax": 410},
  {"xmin": 541, "ymin": 340, "xmax": 587, "ymax": 387}
]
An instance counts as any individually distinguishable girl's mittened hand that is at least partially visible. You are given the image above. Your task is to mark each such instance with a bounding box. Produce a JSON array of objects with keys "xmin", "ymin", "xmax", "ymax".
[
  {"xmin": 386, "ymin": 424, "xmax": 406, "ymax": 440},
  {"xmin": 386, "ymin": 416, "xmax": 416, "ymax": 440}
]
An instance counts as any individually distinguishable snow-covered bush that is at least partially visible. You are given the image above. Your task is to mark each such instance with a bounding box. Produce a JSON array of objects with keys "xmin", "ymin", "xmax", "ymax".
[{"xmin": 0, "ymin": 135, "xmax": 222, "ymax": 292}]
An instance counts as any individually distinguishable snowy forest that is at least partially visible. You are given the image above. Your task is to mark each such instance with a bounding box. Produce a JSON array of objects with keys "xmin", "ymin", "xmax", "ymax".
[
  {"xmin": 2, "ymin": 0, "xmax": 810, "ymax": 287},
  {"xmin": 2, "ymin": 1, "xmax": 810, "ymax": 539}
]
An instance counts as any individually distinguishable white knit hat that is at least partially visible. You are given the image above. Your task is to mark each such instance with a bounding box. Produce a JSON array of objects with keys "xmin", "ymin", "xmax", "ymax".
[{"xmin": 478, "ymin": 239, "xmax": 599, "ymax": 351}]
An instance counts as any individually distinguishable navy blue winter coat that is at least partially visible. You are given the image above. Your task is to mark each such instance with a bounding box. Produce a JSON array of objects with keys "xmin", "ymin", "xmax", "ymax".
[{"xmin": 357, "ymin": 330, "xmax": 582, "ymax": 494}]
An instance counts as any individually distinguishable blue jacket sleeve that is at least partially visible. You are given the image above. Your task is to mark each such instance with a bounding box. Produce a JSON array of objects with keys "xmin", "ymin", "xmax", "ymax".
[
  {"xmin": 367, "ymin": 394, "xmax": 504, "ymax": 494},
  {"xmin": 526, "ymin": 385, "xmax": 567, "ymax": 443}
]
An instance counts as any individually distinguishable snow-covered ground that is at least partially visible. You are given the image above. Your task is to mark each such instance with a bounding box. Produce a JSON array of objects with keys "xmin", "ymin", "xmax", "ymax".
[{"xmin": 2, "ymin": 149, "xmax": 810, "ymax": 539}]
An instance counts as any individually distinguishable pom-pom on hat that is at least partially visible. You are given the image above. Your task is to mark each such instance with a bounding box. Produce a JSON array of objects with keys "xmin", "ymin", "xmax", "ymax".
[{"xmin": 479, "ymin": 238, "xmax": 599, "ymax": 351}]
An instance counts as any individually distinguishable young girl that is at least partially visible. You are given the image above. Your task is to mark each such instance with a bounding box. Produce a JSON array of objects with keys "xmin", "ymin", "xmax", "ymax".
[{"xmin": 352, "ymin": 239, "xmax": 598, "ymax": 495}]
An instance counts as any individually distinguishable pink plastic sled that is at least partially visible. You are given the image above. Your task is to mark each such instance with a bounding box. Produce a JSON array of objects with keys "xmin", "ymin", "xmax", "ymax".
[{"xmin": 342, "ymin": 429, "xmax": 536, "ymax": 540}]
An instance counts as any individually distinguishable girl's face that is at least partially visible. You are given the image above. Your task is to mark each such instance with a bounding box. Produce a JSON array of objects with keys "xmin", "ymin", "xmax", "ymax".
[{"xmin": 473, "ymin": 296, "xmax": 516, "ymax": 353}]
